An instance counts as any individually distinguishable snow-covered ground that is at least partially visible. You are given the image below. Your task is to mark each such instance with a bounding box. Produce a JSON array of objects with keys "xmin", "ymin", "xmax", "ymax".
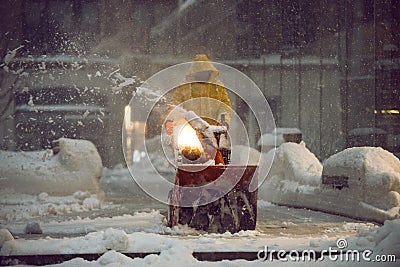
[
  {"xmin": 0, "ymin": 189, "xmax": 104, "ymax": 223},
  {"xmin": 0, "ymin": 216, "xmax": 399, "ymax": 266},
  {"xmin": 1, "ymin": 142, "xmax": 400, "ymax": 266}
]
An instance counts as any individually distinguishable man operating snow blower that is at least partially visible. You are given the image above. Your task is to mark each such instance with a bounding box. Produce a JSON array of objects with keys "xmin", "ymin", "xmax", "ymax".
[
  {"xmin": 167, "ymin": 54, "xmax": 232, "ymax": 165},
  {"xmin": 164, "ymin": 55, "xmax": 258, "ymax": 233}
]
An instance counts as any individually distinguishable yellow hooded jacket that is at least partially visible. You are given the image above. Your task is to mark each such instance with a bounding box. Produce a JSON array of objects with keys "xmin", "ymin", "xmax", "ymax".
[{"xmin": 170, "ymin": 54, "xmax": 232, "ymax": 126}]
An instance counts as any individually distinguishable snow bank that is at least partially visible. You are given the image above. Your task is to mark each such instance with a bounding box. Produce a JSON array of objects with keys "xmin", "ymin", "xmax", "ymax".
[
  {"xmin": 2, "ymin": 219, "xmax": 399, "ymax": 266},
  {"xmin": 45, "ymin": 245, "xmax": 198, "ymax": 267},
  {"xmin": 0, "ymin": 138, "xmax": 102, "ymax": 195},
  {"xmin": 270, "ymin": 142, "xmax": 322, "ymax": 186},
  {"xmin": 0, "ymin": 226, "xmax": 343, "ymax": 256},
  {"xmin": 323, "ymin": 147, "xmax": 400, "ymax": 210},
  {"xmin": 259, "ymin": 144, "xmax": 400, "ymax": 223},
  {"xmin": 258, "ymin": 142, "xmax": 321, "ymax": 205},
  {"xmin": 97, "ymin": 250, "xmax": 135, "ymax": 265}
]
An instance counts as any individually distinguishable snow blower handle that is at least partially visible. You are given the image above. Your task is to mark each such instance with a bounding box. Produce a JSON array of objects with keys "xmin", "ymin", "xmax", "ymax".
[
  {"xmin": 219, "ymin": 113, "xmax": 231, "ymax": 164},
  {"xmin": 208, "ymin": 115, "xmax": 231, "ymax": 165}
]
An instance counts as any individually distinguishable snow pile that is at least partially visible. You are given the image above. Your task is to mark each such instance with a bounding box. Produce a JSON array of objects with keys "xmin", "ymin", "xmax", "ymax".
[
  {"xmin": 49, "ymin": 245, "xmax": 198, "ymax": 267},
  {"xmin": 268, "ymin": 142, "xmax": 322, "ymax": 186},
  {"xmin": 259, "ymin": 144, "xmax": 400, "ymax": 223},
  {"xmin": 373, "ymin": 219, "xmax": 400, "ymax": 258},
  {"xmin": 139, "ymin": 244, "xmax": 197, "ymax": 266},
  {"xmin": 2, "ymin": 211, "xmax": 351, "ymax": 257},
  {"xmin": 323, "ymin": 147, "xmax": 400, "ymax": 211},
  {"xmin": 103, "ymin": 228, "xmax": 129, "ymax": 251},
  {"xmin": 97, "ymin": 250, "xmax": 135, "ymax": 266},
  {"xmin": 258, "ymin": 142, "xmax": 322, "ymax": 201},
  {"xmin": 3, "ymin": 220, "xmax": 399, "ymax": 266},
  {"xmin": 0, "ymin": 138, "xmax": 103, "ymax": 195},
  {"xmin": 0, "ymin": 227, "xmax": 335, "ymax": 256},
  {"xmin": 0, "ymin": 189, "xmax": 105, "ymax": 222}
]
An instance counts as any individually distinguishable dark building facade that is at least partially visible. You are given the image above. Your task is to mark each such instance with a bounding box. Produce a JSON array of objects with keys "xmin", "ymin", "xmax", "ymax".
[{"xmin": 1, "ymin": 0, "xmax": 399, "ymax": 164}]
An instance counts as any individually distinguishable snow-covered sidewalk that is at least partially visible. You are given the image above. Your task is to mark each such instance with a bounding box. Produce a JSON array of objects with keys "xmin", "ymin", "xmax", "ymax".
[{"xmin": 1, "ymin": 217, "xmax": 399, "ymax": 266}]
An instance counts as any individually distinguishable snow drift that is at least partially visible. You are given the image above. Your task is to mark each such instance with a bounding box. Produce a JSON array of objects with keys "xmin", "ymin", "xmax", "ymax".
[
  {"xmin": 323, "ymin": 147, "xmax": 400, "ymax": 211},
  {"xmin": 0, "ymin": 138, "xmax": 102, "ymax": 195},
  {"xmin": 1, "ymin": 218, "xmax": 399, "ymax": 265},
  {"xmin": 258, "ymin": 143, "xmax": 400, "ymax": 223},
  {"xmin": 267, "ymin": 142, "xmax": 322, "ymax": 186}
]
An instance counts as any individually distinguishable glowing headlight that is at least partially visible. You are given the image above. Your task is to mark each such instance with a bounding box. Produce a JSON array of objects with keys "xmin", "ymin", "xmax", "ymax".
[{"xmin": 177, "ymin": 123, "xmax": 203, "ymax": 161}]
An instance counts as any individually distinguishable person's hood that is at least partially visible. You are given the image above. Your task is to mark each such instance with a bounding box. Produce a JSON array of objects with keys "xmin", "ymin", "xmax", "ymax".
[{"xmin": 186, "ymin": 54, "xmax": 219, "ymax": 82}]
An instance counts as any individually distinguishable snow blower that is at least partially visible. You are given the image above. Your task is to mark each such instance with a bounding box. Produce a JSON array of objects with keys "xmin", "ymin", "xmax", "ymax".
[{"xmin": 168, "ymin": 112, "xmax": 258, "ymax": 233}]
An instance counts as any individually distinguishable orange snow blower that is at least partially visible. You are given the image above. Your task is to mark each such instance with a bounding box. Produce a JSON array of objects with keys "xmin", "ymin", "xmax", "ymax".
[{"xmin": 168, "ymin": 113, "xmax": 258, "ymax": 233}]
